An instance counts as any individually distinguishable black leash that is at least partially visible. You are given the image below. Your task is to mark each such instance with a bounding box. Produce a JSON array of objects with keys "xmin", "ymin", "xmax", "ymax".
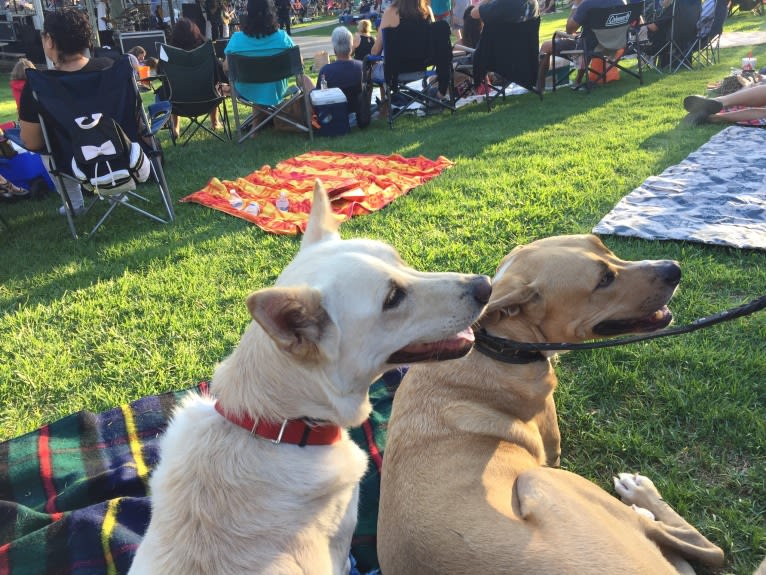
[{"xmin": 474, "ymin": 295, "xmax": 766, "ymax": 360}]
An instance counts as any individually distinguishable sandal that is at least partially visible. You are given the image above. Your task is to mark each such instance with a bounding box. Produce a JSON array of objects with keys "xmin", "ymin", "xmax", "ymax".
[{"xmin": 0, "ymin": 175, "xmax": 29, "ymax": 201}]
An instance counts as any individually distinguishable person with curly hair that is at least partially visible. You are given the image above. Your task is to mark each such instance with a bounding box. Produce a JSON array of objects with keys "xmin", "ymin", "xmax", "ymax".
[
  {"xmin": 18, "ymin": 8, "xmax": 114, "ymax": 214},
  {"xmin": 224, "ymin": 0, "xmax": 313, "ymax": 116}
]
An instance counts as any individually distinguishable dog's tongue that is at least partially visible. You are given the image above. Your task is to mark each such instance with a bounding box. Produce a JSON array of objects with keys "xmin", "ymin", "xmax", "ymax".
[{"xmin": 387, "ymin": 327, "xmax": 476, "ymax": 364}]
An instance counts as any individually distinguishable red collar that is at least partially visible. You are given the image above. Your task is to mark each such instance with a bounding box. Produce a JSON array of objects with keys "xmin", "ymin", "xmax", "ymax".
[{"xmin": 213, "ymin": 401, "xmax": 343, "ymax": 446}]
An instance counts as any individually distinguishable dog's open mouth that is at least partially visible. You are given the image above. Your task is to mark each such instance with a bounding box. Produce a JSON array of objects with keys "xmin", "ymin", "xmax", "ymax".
[
  {"xmin": 387, "ymin": 327, "xmax": 475, "ymax": 364},
  {"xmin": 592, "ymin": 305, "xmax": 673, "ymax": 336}
]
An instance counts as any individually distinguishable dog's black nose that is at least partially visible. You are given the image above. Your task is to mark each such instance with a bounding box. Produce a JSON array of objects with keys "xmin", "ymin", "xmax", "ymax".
[
  {"xmin": 658, "ymin": 261, "xmax": 681, "ymax": 286},
  {"xmin": 470, "ymin": 275, "xmax": 492, "ymax": 305}
]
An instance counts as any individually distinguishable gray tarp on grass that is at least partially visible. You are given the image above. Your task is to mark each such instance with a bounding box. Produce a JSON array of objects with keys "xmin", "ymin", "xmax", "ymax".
[{"xmin": 593, "ymin": 125, "xmax": 766, "ymax": 251}]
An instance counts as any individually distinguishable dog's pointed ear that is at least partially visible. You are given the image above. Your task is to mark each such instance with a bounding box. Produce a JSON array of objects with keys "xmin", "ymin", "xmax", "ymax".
[
  {"xmin": 301, "ymin": 179, "xmax": 342, "ymax": 250},
  {"xmin": 247, "ymin": 286, "xmax": 335, "ymax": 360}
]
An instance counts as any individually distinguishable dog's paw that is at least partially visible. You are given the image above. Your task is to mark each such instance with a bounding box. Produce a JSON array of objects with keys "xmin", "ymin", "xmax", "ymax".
[
  {"xmin": 630, "ymin": 503, "xmax": 656, "ymax": 521},
  {"xmin": 612, "ymin": 472, "xmax": 662, "ymax": 509}
]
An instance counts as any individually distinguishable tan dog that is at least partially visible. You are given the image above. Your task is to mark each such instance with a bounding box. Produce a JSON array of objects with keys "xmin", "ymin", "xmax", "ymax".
[
  {"xmin": 128, "ymin": 181, "xmax": 491, "ymax": 575},
  {"xmin": 378, "ymin": 234, "xmax": 725, "ymax": 575}
]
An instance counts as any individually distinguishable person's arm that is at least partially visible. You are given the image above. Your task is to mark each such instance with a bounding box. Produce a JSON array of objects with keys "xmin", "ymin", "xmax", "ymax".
[
  {"xmin": 566, "ymin": 0, "xmax": 584, "ymax": 34},
  {"xmin": 353, "ymin": 32, "xmax": 361, "ymax": 49},
  {"xmin": 371, "ymin": 6, "xmax": 395, "ymax": 55},
  {"xmin": 565, "ymin": 16, "xmax": 580, "ymax": 33},
  {"xmin": 20, "ymin": 120, "xmax": 44, "ymax": 151}
]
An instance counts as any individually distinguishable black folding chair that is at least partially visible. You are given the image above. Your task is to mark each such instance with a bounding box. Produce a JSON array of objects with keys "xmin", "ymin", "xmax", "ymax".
[
  {"xmin": 673, "ymin": 0, "xmax": 728, "ymax": 69},
  {"xmin": 473, "ymin": 16, "xmax": 543, "ymax": 110},
  {"xmin": 360, "ymin": 19, "xmax": 455, "ymax": 128},
  {"xmin": 729, "ymin": 0, "xmax": 763, "ymax": 16},
  {"xmin": 552, "ymin": 1, "xmax": 643, "ymax": 92},
  {"xmin": 631, "ymin": 0, "xmax": 675, "ymax": 73},
  {"xmin": 226, "ymin": 46, "xmax": 313, "ymax": 144},
  {"xmin": 156, "ymin": 41, "xmax": 230, "ymax": 146},
  {"xmin": 26, "ymin": 56, "xmax": 174, "ymax": 239},
  {"xmin": 668, "ymin": 0, "xmax": 701, "ymax": 71}
]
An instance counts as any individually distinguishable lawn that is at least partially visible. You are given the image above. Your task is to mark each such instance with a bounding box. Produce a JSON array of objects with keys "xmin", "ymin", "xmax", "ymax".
[{"xmin": 2, "ymin": 12, "xmax": 766, "ymax": 574}]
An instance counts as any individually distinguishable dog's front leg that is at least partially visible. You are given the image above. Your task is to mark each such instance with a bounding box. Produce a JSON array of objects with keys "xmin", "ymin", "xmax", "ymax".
[
  {"xmin": 538, "ymin": 394, "xmax": 561, "ymax": 467},
  {"xmin": 328, "ymin": 485, "xmax": 360, "ymax": 575},
  {"xmin": 613, "ymin": 473, "xmax": 724, "ymax": 569}
]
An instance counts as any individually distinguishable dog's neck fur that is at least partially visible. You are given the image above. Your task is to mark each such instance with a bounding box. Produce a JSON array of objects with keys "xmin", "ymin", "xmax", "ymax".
[
  {"xmin": 414, "ymin": 313, "xmax": 562, "ymax": 465},
  {"xmin": 212, "ymin": 322, "xmax": 373, "ymax": 429}
]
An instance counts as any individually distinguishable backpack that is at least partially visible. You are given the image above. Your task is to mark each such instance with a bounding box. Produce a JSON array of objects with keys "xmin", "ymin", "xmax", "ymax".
[{"xmin": 69, "ymin": 113, "xmax": 151, "ymax": 197}]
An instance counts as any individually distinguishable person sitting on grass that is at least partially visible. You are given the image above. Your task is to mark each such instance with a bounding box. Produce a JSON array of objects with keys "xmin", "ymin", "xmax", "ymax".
[
  {"xmin": 683, "ymin": 83, "xmax": 766, "ymax": 126},
  {"xmin": 319, "ymin": 26, "xmax": 363, "ymax": 121}
]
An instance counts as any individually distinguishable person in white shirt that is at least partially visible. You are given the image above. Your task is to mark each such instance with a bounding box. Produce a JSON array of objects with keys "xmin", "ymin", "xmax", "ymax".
[{"xmin": 95, "ymin": 0, "xmax": 113, "ymax": 47}]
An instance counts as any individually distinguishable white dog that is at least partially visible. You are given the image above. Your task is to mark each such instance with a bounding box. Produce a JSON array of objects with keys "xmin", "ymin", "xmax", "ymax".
[{"xmin": 128, "ymin": 180, "xmax": 492, "ymax": 575}]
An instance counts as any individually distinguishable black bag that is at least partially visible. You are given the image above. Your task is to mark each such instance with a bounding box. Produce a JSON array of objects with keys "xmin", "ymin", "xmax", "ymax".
[{"xmin": 69, "ymin": 112, "xmax": 150, "ymax": 197}]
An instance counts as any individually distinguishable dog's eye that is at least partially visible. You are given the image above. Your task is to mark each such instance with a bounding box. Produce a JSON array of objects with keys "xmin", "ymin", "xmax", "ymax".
[
  {"xmin": 597, "ymin": 270, "xmax": 616, "ymax": 289},
  {"xmin": 383, "ymin": 285, "xmax": 406, "ymax": 310}
]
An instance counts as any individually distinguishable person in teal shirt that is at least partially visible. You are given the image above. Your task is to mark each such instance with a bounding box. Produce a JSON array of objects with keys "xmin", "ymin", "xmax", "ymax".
[
  {"xmin": 430, "ymin": 0, "xmax": 452, "ymax": 22},
  {"xmin": 224, "ymin": 0, "xmax": 314, "ymax": 106}
]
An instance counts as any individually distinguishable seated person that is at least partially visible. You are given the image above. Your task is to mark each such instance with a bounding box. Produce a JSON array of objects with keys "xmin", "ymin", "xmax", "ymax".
[
  {"xmin": 19, "ymin": 8, "xmax": 114, "ymax": 215},
  {"xmin": 371, "ymin": 0, "xmax": 446, "ymax": 99},
  {"xmin": 538, "ymin": 0, "xmax": 629, "ymax": 85},
  {"xmin": 452, "ymin": 6, "xmax": 482, "ymax": 95},
  {"xmin": 471, "ymin": 0, "xmax": 539, "ymax": 23},
  {"xmin": 683, "ymin": 83, "xmax": 766, "ymax": 126},
  {"xmin": 353, "ymin": 19, "xmax": 375, "ymax": 60},
  {"xmin": 10, "ymin": 58, "xmax": 35, "ymax": 118},
  {"xmin": 224, "ymin": 0, "xmax": 315, "ymax": 127},
  {"xmin": 371, "ymin": 0, "xmax": 434, "ymax": 58},
  {"xmin": 635, "ymin": 0, "xmax": 673, "ymax": 65},
  {"xmin": 165, "ymin": 18, "xmax": 227, "ymax": 136},
  {"xmin": 126, "ymin": 45, "xmax": 147, "ymax": 79},
  {"xmin": 319, "ymin": 26, "xmax": 363, "ymax": 119},
  {"xmin": 292, "ymin": 0, "xmax": 307, "ymax": 18}
]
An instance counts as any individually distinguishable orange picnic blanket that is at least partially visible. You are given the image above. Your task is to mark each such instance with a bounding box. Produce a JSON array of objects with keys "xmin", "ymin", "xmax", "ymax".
[{"xmin": 180, "ymin": 151, "xmax": 453, "ymax": 235}]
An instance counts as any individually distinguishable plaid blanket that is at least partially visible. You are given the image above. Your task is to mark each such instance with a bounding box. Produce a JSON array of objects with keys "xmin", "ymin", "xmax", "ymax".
[
  {"xmin": 180, "ymin": 151, "xmax": 453, "ymax": 234},
  {"xmin": 0, "ymin": 369, "xmax": 405, "ymax": 575}
]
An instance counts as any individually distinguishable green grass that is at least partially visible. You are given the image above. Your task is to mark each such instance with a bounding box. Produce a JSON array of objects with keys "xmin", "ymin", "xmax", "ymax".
[{"xmin": 2, "ymin": 13, "xmax": 766, "ymax": 574}]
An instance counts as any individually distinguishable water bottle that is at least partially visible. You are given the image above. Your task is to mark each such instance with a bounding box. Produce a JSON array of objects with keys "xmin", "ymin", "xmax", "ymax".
[
  {"xmin": 276, "ymin": 191, "xmax": 290, "ymax": 212},
  {"xmin": 320, "ymin": 74, "xmax": 328, "ymax": 90}
]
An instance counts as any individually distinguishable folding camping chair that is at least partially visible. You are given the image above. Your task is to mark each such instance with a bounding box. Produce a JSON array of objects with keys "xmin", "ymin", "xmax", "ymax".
[
  {"xmin": 26, "ymin": 56, "xmax": 174, "ymax": 239},
  {"xmin": 668, "ymin": 0, "xmax": 701, "ymax": 71},
  {"xmin": 552, "ymin": 1, "xmax": 643, "ymax": 92},
  {"xmin": 631, "ymin": 0, "xmax": 675, "ymax": 73},
  {"xmin": 673, "ymin": 0, "xmax": 728, "ymax": 69},
  {"xmin": 360, "ymin": 19, "xmax": 455, "ymax": 128},
  {"xmin": 226, "ymin": 46, "xmax": 313, "ymax": 144},
  {"xmin": 156, "ymin": 41, "xmax": 230, "ymax": 146},
  {"xmin": 473, "ymin": 16, "xmax": 542, "ymax": 111},
  {"xmin": 729, "ymin": 0, "xmax": 763, "ymax": 16}
]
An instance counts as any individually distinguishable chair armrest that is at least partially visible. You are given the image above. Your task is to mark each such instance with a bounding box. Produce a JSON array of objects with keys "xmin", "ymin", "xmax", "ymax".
[{"xmin": 553, "ymin": 30, "xmax": 578, "ymax": 40}]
